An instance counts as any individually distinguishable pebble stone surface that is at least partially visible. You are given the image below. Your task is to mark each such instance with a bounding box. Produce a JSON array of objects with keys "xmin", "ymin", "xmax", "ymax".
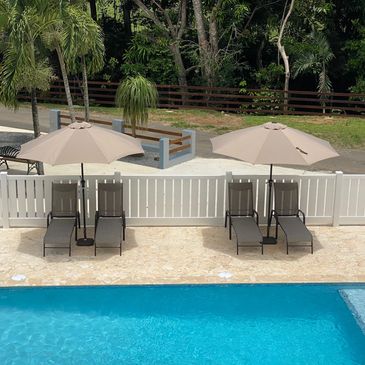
[{"xmin": 0, "ymin": 225, "xmax": 364, "ymax": 287}]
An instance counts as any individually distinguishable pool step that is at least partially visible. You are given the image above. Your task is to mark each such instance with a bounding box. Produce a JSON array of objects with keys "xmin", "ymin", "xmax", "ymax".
[{"xmin": 340, "ymin": 289, "xmax": 365, "ymax": 334}]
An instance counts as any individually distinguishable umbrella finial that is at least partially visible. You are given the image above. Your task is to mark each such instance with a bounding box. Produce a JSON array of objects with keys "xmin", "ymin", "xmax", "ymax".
[
  {"xmin": 69, "ymin": 122, "xmax": 91, "ymax": 129},
  {"xmin": 264, "ymin": 122, "xmax": 286, "ymax": 130}
]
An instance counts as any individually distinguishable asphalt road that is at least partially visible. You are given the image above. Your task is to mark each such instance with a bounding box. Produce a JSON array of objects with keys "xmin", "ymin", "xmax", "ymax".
[{"xmin": 1, "ymin": 105, "xmax": 364, "ymax": 173}]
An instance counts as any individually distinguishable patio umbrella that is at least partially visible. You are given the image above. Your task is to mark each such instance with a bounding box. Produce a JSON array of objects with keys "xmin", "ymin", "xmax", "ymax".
[
  {"xmin": 19, "ymin": 121, "xmax": 143, "ymax": 246},
  {"xmin": 211, "ymin": 121, "xmax": 339, "ymax": 244}
]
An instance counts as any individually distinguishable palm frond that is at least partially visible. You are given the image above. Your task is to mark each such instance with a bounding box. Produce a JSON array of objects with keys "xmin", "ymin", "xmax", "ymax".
[
  {"xmin": 318, "ymin": 68, "xmax": 332, "ymax": 94},
  {"xmin": 115, "ymin": 76, "xmax": 158, "ymax": 128}
]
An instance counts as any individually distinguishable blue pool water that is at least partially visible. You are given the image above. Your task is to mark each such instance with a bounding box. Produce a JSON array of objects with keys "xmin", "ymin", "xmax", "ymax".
[{"xmin": 1, "ymin": 284, "xmax": 365, "ymax": 365}]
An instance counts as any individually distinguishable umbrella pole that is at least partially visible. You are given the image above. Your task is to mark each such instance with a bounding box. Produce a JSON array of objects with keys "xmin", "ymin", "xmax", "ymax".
[
  {"xmin": 262, "ymin": 164, "xmax": 277, "ymax": 245},
  {"xmin": 77, "ymin": 163, "xmax": 94, "ymax": 246}
]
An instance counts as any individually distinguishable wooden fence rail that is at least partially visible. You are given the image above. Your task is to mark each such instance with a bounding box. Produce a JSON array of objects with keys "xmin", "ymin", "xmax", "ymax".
[
  {"xmin": 19, "ymin": 80, "xmax": 365, "ymax": 116},
  {"xmin": 51, "ymin": 110, "xmax": 196, "ymax": 169},
  {"xmin": 1, "ymin": 171, "xmax": 364, "ymax": 228}
]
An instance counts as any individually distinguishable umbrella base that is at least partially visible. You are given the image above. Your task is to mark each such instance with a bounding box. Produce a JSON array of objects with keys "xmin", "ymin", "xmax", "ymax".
[
  {"xmin": 261, "ymin": 236, "xmax": 277, "ymax": 245},
  {"xmin": 77, "ymin": 238, "xmax": 94, "ymax": 246}
]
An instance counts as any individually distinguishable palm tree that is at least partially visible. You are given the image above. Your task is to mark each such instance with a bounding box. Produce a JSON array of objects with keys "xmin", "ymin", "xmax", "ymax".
[
  {"xmin": 63, "ymin": 3, "xmax": 104, "ymax": 122},
  {"xmin": 293, "ymin": 31, "xmax": 334, "ymax": 112},
  {"xmin": 40, "ymin": 1, "xmax": 77, "ymax": 123},
  {"xmin": 115, "ymin": 75, "xmax": 158, "ymax": 137},
  {"xmin": 42, "ymin": 1, "xmax": 104, "ymax": 123},
  {"xmin": 0, "ymin": 0, "xmax": 55, "ymax": 174}
]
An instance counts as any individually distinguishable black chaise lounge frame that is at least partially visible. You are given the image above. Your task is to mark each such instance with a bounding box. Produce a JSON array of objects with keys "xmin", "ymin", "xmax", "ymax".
[
  {"xmin": 43, "ymin": 182, "xmax": 80, "ymax": 256},
  {"xmin": 0, "ymin": 145, "xmax": 40, "ymax": 174},
  {"xmin": 225, "ymin": 182, "xmax": 263, "ymax": 254},
  {"xmin": 94, "ymin": 182, "xmax": 126, "ymax": 256},
  {"xmin": 271, "ymin": 182, "xmax": 313, "ymax": 254}
]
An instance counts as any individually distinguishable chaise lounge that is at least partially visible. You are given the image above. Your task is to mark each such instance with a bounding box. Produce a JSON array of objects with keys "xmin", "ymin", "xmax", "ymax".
[
  {"xmin": 94, "ymin": 182, "xmax": 125, "ymax": 256},
  {"xmin": 225, "ymin": 182, "xmax": 263, "ymax": 254},
  {"xmin": 43, "ymin": 182, "xmax": 79, "ymax": 256},
  {"xmin": 271, "ymin": 182, "xmax": 313, "ymax": 254}
]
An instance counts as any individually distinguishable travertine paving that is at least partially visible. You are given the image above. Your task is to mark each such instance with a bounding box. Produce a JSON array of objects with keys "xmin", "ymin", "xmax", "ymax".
[{"xmin": 0, "ymin": 226, "xmax": 364, "ymax": 287}]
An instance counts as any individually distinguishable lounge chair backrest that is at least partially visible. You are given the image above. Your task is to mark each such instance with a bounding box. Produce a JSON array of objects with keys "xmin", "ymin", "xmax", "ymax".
[
  {"xmin": 228, "ymin": 182, "xmax": 254, "ymax": 216},
  {"xmin": 98, "ymin": 182, "xmax": 123, "ymax": 217},
  {"xmin": 52, "ymin": 182, "xmax": 78, "ymax": 217},
  {"xmin": 274, "ymin": 182, "xmax": 299, "ymax": 216}
]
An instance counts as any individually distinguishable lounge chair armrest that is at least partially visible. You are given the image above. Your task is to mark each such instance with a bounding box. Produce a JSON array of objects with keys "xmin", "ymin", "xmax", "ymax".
[
  {"xmin": 253, "ymin": 210, "xmax": 259, "ymax": 225},
  {"xmin": 226, "ymin": 211, "xmax": 233, "ymax": 227},
  {"xmin": 95, "ymin": 211, "xmax": 100, "ymax": 234},
  {"xmin": 297, "ymin": 209, "xmax": 306, "ymax": 224},
  {"xmin": 46, "ymin": 212, "xmax": 52, "ymax": 227},
  {"xmin": 122, "ymin": 210, "xmax": 126, "ymax": 226}
]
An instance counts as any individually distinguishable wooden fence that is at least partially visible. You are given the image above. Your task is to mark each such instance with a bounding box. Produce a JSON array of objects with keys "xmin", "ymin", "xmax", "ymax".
[
  {"xmin": 1, "ymin": 171, "xmax": 364, "ymax": 228},
  {"xmin": 20, "ymin": 79, "xmax": 365, "ymax": 116}
]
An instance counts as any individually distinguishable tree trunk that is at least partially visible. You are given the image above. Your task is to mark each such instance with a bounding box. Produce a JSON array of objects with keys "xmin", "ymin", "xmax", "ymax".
[
  {"xmin": 256, "ymin": 38, "xmax": 265, "ymax": 70},
  {"xmin": 133, "ymin": 0, "xmax": 188, "ymax": 87},
  {"xmin": 208, "ymin": 6, "xmax": 219, "ymax": 56},
  {"xmin": 277, "ymin": 0, "xmax": 295, "ymax": 113},
  {"xmin": 81, "ymin": 56, "xmax": 90, "ymax": 123},
  {"xmin": 30, "ymin": 88, "xmax": 44, "ymax": 175},
  {"xmin": 88, "ymin": 0, "xmax": 97, "ymax": 21},
  {"xmin": 170, "ymin": 43, "xmax": 187, "ymax": 87},
  {"xmin": 192, "ymin": 0, "xmax": 217, "ymax": 86},
  {"xmin": 192, "ymin": 0, "xmax": 212, "ymax": 85},
  {"xmin": 55, "ymin": 44, "xmax": 76, "ymax": 123},
  {"xmin": 123, "ymin": 0, "xmax": 132, "ymax": 39}
]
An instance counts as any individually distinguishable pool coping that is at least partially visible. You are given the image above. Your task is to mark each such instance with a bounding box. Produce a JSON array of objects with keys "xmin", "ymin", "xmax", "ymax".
[{"xmin": 2, "ymin": 282, "xmax": 365, "ymax": 290}]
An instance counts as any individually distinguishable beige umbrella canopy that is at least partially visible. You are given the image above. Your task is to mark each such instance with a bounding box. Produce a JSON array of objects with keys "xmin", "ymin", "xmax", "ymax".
[
  {"xmin": 211, "ymin": 122, "xmax": 338, "ymax": 165},
  {"xmin": 19, "ymin": 121, "xmax": 144, "ymax": 246},
  {"xmin": 19, "ymin": 121, "xmax": 143, "ymax": 165},
  {"xmin": 211, "ymin": 122, "xmax": 339, "ymax": 244}
]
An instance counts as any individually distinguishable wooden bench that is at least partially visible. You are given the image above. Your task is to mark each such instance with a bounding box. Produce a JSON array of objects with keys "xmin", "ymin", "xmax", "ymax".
[{"xmin": 0, "ymin": 145, "xmax": 40, "ymax": 175}]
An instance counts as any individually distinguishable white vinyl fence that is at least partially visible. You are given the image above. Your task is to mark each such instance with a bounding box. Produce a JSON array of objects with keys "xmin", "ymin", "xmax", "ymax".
[{"xmin": 0, "ymin": 171, "xmax": 364, "ymax": 228}]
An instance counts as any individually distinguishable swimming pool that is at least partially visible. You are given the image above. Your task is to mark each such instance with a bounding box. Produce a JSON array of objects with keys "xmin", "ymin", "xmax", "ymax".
[{"xmin": 1, "ymin": 284, "xmax": 364, "ymax": 364}]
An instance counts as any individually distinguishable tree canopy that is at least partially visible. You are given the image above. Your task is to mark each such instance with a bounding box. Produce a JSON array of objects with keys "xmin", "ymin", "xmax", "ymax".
[
  {"xmin": 2, "ymin": 0, "xmax": 365, "ymax": 97},
  {"xmin": 88, "ymin": 0, "xmax": 365, "ymax": 94}
]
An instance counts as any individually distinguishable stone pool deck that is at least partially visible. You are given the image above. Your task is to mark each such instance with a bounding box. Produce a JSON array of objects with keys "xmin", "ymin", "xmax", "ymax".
[{"xmin": 0, "ymin": 226, "xmax": 364, "ymax": 287}]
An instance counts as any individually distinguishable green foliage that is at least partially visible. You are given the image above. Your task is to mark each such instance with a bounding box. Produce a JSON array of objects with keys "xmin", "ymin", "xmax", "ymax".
[
  {"xmin": 62, "ymin": 4, "xmax": 105, "ymax": 76},
  {"xmin": 254, "ymin": 63, "xmax": 284, "ymax": 89},
  {"xmin": 294, "ymin": 0, "xmax": 333, "ymax": 31},
  {"xmin": 345, "ymin": 25, "xmax": 365, "ymax": 96},
  {"xmin": 292, "ymin": 31, "xmax": 334, "ymax": 93},
  {"xmin": 241, "ymin": 91, "xmax": 282, "ymax": 112},
  {"xmin": 0, "ymin": 0, "xmax": 54, "ymax": 108},
  {"xmin": 115, "ymin": 75, "xmax": 158, "ymax": 136},
  {"xmin": 122, "ymin": 32, "xmax": 178, "ymax": 84}
]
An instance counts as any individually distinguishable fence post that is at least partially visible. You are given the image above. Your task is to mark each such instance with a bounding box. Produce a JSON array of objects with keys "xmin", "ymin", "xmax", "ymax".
[
  {"xmin": 0, "ymin": 172, "xmax": 9, "ymax": 228},
  {"xmin": 182, "ymin": 129, "xmax": 196, "ymax": 157},
  {"xmin": 112, "ymin": 119, "xmax": 125, "ymax": 134},
  {"xmin": 49, "ymin": 109, "xmax": 61, "ymax": 131},
  {"xmin": 225, "ymin": 171, "xmax": 233, "ymax": 182},
  {"xmin": 159, "ymin": 138, "xmax": 170, "ymax": 169},
  {"xmin": 332, "ymin": 171, "xmax": 343, "ymax": 227},
  {"xmin": 114, "ymin": 171, "xmax": 121, "ymax": 182}
]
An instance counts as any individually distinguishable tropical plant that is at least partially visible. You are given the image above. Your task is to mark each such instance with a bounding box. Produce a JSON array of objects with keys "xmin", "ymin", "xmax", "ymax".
[
  {"xmin": 0, "ymin": 0, "xmax": 55, "ymax": 174},
  {"xmin": 293, "ymin": 31, "xmax": 334, "ymax": 94},
  {"xmin": 122, "ymin": 32, "xmax": 177, "ymax": 84},
  {"xmin": 115, "ymin": 75, "xmax": 158, "ymax": 137},
  {"xmin": 292, "ymin": 31, "xmax": 334, "ymax": 112},
  {"xmin": 62, "ymin": 3, "xmax": 105, "ymax": 122},
  {"xmin": 39, "ymin": 1, "xmax": 78, "ymax": 122}
]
